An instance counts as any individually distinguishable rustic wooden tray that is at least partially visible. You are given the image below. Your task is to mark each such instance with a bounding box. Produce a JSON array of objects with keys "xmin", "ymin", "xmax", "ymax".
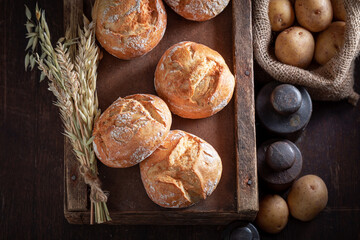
[{"xmin": 64, "ymin": 0, "xmax": 258, "ymax": 224}]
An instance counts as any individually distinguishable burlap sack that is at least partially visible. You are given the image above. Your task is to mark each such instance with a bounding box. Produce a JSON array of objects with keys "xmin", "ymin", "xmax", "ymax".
[{"xmin": 253, "ymin": 0, "xmax": 360, "ymax": 105}]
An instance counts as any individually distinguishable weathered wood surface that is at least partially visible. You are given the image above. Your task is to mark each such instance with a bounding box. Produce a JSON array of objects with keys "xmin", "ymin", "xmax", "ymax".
[
  {"xmin": 2, "ymin": 0, "xmax": 360, "ymax": 239},
  {"xmin": 64, "ymin": 0, "xmax": 258, "ymax": 224},
  {"xmin": 63, "ymin": 0, "xmax": 88, "ymax": 212},
  {"xmin": 65, "ymin": 212, "xmax": 255, "ymax": 225},
  {"xmin": 232, "ymin": 0, "xmax": 258, "ymax": 219}
]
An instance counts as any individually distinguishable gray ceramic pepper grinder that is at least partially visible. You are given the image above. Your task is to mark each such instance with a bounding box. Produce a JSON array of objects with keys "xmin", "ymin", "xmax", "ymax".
[{"xmin": 256, "ymin": 82, "xmax": 312, "ymax": 140}]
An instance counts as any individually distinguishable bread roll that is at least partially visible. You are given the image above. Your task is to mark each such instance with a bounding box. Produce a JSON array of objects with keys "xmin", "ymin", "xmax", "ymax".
[
  {"xmin": 93, "ymin": 94, "xmax": 172, "ymax": 168},
  {"xmin": 140, "ymin": 130, "xmax": 222, "ymax": 208},
  {"xmin": 154, "ymin": 41, "xmax": 235, "ymax": 119},
  {"xmin": 92, "ymin": 0, "xmax": 167, "ymax": 60},
  {"xmin": 165, "ymin": 0, "xmax": 230, "ymax": 21}
]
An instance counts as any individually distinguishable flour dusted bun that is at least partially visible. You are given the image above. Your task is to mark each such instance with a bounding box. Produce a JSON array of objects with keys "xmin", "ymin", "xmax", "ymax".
[
  {"xmin": 165, "ymin": 0, "xmax": 230, "ymax": 21},
  {"xmin": 155, "ymin": 41, "xmax": 235, "ymax": 119},
  {"xmin": 140, "ymin": 130, "xmax": 222, "ymax": 208},
  {"xmin": 93, "ymin": 94, "xmax": 172, "ymax": 168},
  {"xmin": 92, "ymin": 0, "xmax": 167, "ymax": 60}
]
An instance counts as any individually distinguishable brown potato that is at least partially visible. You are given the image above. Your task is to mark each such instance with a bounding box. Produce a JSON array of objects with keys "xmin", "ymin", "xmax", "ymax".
[
  {"xmin": 295, "ymin": 0, "xmax": 333, "ymax": 32},
  {"xmin": 275, "ymin": 26, "xmax": 315, "ymax": 69},
  {"xmin": 268, "ymin": 0, "xmax": 295, "ymax": 32},
  {"xmin": 287, "ymin": 175, "xmax": 328, "ymax": 221},
  {"xmin": 255, "ymin": 195, "xmax": 289, "ymax": 234},
  {"xmin": 315, "ymin": 21, "xmax": 346, "ymax": 65},
  {"xmin": 331, "ymin": 0, "xmax": 346, "ymax": 21}
]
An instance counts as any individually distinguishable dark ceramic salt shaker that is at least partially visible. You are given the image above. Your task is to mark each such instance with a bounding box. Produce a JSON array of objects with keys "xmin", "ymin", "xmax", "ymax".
[
  {"xmin": 257, "ymin": 139, "xmax": 303, "ymax": 191},
  {"xmin": 256, "ymin": 82, "xmax": 312, "ymax": 140}
]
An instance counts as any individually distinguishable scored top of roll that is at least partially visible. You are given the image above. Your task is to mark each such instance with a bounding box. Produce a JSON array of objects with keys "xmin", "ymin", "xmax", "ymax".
[
  {"xmin": 154, "ymin": 41, "xmax": 235, "ymax": 119},
  {"xmin": 164, "ymin": 0, "xmax": 230, "ymax": 21},
  {"xmin": 92, "ymin": 94, "xmax": 172, "ymax": 168},
  {"xmin": 140, "ymin": 130, "xmax": 222, "ymax": 208},
  {"xmin": 92, "ymin": 0, "xmax": 167, "ymax": 60}
]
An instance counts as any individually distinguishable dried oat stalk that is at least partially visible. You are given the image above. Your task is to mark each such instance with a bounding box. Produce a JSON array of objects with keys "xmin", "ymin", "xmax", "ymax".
[{"xmin": 24, "ymin": 3, "xmax": 111, "ymax": 224}]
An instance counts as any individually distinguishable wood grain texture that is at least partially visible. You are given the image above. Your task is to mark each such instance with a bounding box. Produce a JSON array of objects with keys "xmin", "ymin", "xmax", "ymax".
[
  {"xmin": 64, "ymin": 0, "xmax": 257, "ymax": 224},
  {"xmin": 64, "ymin": 139, "xmax": 87, "ymax": 211},
  {"xmin": 65, "ymin": 212, "xmax": 252, "ymax": 225},
  {"xmin": 233, "ymin": 0, "xmax": 259, "ymax": 219},
  {"xmin": 63, "ymin": 0, "xmax": 83, "ymax": 36},
  {"xmin": 255, "ymin": 57, "xmax": 360, "ymax": 239},
  {"xmin": 63, "ymin": 0, "xmax": 88, "ymax": 212},
  {"xmin": 1, "ymin": 1, "xmax": 66, "ymax": 239}
]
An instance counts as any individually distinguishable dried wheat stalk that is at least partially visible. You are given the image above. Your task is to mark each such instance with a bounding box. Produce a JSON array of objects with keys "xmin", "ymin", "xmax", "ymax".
[{"xmin": 25, "ymin": 3, "xmax": 111, "ymax": 224}]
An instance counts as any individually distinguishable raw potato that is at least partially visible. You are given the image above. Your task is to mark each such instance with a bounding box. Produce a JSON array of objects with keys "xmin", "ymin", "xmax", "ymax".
[
  {"xmin": 268, "ymin": 0, "xmax": 295, "ymax": 32},
  {"xmin": 331, "ymin": 0, "xmax": 346, "ymax": 21},
  {"xmin": 275, "ymin": 26, "xmax": 315, "ymax": 69},
  {"xmin": 255, "ymin": 195, "xmax": 289, "ymax": 234},
  {"xmin": 295, "ymin": 0, "xmax": 333, "ymax": 32},
  {"xmin": 315, "ymin": 21, "xmax": 346, "ymax": 65},
  {"xmin": 287, "ymin": 175, "xmax": 328, "ymax": 221}
]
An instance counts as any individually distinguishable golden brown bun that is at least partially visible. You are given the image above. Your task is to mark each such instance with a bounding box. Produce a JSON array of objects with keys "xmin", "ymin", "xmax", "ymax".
[
  {"xmin": 140, "ymin": 130, "xmax": 222, "ymax": 208},
  {"xmin": 154, "ymin": 41, "xmax": 235, "ymax": 119},
  {"xmin": 93, "ymin": 94, "xmax": 172, "ymax": 168},
  {"xmin": 92, "ymin": 0, "xmax": 167, "ymax": 60},
  {"xmin": 164, "ymin": 0, "xmax": 230, "ymax": 21}
]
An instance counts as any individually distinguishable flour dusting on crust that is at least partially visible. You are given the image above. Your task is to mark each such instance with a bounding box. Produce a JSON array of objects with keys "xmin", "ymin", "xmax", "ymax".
[
  {"xmin": 94, "ymin": 0, "xmax": 167, "ymax": 59},
  {"xmin": 154, "ymin": 41, "xmax": 235, "ymax": 119},
  {"xmin": 139, "ymin": 130, "xmax": 222, "ymax": 208},
  {"xmin": 92, "ymin": 94, "xmax": 171, "ymax": 168},
  {"xmin": 165, "ymin": 0, "xmax": 230, "ymax": 21}
]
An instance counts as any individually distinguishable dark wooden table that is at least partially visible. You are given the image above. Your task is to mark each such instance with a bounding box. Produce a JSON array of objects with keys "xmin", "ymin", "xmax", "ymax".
[{"xmin": 1, "ymin": 0, "xmax": 359, "ymax": 239}]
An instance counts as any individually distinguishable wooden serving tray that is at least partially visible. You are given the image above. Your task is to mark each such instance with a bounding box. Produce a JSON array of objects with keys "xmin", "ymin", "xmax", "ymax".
[{"xmin": 64, "ymin": 0, "xmax": 258, "ymax": 224}]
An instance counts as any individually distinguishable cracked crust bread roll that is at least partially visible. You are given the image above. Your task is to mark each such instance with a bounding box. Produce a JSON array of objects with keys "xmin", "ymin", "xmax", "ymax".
[
  {"xmin": 92, "ymin": 94, "xmax": 172, "ymax": 168},
  {"xmin": 140, "ymin": 130, "xmax": 222, "ymax": 208},
  {"xmin": 92, "ymin": 0, "xmax": 167, "ymax": 60},
  {"xmin": 154, "ymin": 41, "xmax": 235, "ymax": 119},
  {"xmin": 164, "ymin": 0, "xmax": 230, "ymax": 21}
]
